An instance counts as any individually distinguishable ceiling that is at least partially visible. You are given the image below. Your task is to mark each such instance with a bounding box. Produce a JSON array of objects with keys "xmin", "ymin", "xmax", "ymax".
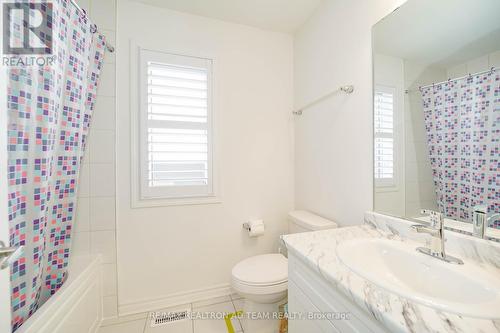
[
  {"xmin": 373, "ymin": 0, "xmax": 500, "ymax": 68},
  {"xmin": 132, "ymin": 0, "xmax": 323, "ymax": 33}
]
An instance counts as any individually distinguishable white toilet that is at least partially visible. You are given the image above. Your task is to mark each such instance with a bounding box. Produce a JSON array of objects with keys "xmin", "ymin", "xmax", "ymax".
[{"xmin": 231, "ymin": 210, "xmax": 338, "ymax": 333}]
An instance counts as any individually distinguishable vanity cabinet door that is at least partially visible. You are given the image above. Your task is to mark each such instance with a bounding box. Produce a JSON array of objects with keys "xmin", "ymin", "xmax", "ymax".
[
  {"xmin": 289, "ymin": 255, "xmax": 387, "ymax": 333},
  {"xmin": 288, "ymin": 280, "xmax": 340, "ymax": 333}
]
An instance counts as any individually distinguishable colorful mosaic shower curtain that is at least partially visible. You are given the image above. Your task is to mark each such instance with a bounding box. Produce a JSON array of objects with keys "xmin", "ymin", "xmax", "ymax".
[
  {"xmin": 7, "ymin": 1, "xmax": 106, "ymax": 330},
  {"xmin": 421, "ymin": 69, "xmax": 500, "ymax": 229}
]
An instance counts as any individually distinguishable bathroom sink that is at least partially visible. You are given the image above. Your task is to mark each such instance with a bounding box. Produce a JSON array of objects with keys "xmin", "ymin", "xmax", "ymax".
[{"xmin": 336, "ymin": 238, "xmax": 500, "ymax": 319}]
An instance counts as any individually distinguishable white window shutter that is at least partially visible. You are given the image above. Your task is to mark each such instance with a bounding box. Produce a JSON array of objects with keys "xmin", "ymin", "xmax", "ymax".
[
  {"xmin": 140, "ymin": 50, "xmax": 214, "ymax": 199},
  {"xmin": 374, "ymin": 87, "xmax": 396, "ymax": 187}
]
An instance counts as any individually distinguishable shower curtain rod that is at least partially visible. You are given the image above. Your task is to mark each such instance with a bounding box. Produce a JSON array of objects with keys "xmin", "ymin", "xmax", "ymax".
[
  {"xmin": 69, "ymin": 0, "xmax": 115, "ymax": 53},
  {"xmin": 418, "ymin": 66, "xmax": 498, "ymax": 91},
  {"xmin": 405, "ymin": 67, "xmax": 499, "ymax": 94}
]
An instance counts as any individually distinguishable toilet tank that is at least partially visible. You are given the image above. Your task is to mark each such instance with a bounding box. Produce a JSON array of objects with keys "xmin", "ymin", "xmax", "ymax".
[{"xmin": 288, "ymin": 210, "xmax": 338, "ymax": 233}]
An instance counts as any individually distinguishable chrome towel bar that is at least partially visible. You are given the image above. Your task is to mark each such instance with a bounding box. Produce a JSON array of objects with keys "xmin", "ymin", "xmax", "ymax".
[{"xmin": 293, "ymin": 85, "xmax": 354, "ymax": 116}]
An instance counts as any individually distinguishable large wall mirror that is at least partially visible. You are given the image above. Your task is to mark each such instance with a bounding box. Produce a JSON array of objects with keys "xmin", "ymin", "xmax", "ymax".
[{"xmin": 372, "ymin": 0, "xmax": 500, "ymax": 239}]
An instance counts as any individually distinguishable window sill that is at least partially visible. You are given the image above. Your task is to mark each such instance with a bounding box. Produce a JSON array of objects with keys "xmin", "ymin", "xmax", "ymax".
[
  {"xmin": 131, "ymin": 196, "xmax": 222, "ymax": 209},
  {"xmin": 374, "ymin": 185, "xmax": 399, "ymax": 193}
]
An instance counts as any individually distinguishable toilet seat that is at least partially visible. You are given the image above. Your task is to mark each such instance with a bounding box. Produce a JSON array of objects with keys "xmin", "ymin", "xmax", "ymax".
[
  {"xmin": 232, "ymin": 277, "xmax": 287, "ymax": 296},
  {"xmin": 232, "ymin": 254, "xmax": 288, "ymax": 286},
  {"xmin": 231, "ymin": 254, "xmax": 288, "ymax": 299}
]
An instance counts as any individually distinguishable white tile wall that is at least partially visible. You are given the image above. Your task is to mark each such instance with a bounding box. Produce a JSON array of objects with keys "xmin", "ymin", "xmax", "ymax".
[
  {"xmin": 73, "ymin": 0, "xmax": 118, "ymax": 321},
  {"xmin": 98, "ymin": 66, "xmax": 116, "ymax": 97},
  {"xmin": 90, "ymin": 164, "xmax": 116, "ymax": 197},
  {"xmin": 75, "ymin": 197, "xmax": 90, "ymax": 233},
  {"xmin": 91, "ymin": 0, "xmax": 117, "ymax": 31},
  {"xmin": 89, "ymin": 130, "xmax": 115, "ymax": 164},
  {"xmin": 446, "ymin": 50, "xmax": 500, "ymax": 78},
  {"xmin": 447, "ymin": 64, "xmax": 467, "ymax": 78},
  {"xmin": 78, "ymin": 163, "xmax": 90, "ymax": 197},
  {"xmin": 490, "ymin": 51, "xmax": 500, "ymax": 67},
  {"xmin": 467, "ymin": 55, "xmax": 489, "ymax": 74},
  {"xmin": 72, "ymin": 231, "xmax": 91, "ymax": 255},
  {"xmin": 91, "ymin": 230, "xmax": 117, "ymax": 263},
  {"xmin": 93, "ymin": 96, "xmax": 116, "ymax": 130},
  {"xmin": 90, "ymin": 197, "xmax": 116, "ymax": 231},
  {"xmin": 102, "ymin": 263, "xmax": 118, "ymax": 296},
  {"xmin": 403, "ymin": 62, "xmax": 444, "ymax": 217}
]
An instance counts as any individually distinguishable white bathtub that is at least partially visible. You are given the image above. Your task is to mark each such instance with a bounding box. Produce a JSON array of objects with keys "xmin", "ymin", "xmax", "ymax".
[{"xmin": 16, "ymin": 255, "xmax": 103, "ymax": 333}]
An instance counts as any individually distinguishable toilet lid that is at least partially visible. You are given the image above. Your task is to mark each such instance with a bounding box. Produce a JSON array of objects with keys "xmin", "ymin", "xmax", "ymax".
[{"xmin": 232, "ymin": 254, "xmax": 288, "ymax": 286}]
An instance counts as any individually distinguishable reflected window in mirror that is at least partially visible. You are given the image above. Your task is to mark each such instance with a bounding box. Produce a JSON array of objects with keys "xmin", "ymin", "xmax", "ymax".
[{"xmin": 374, "ymin": 86, "xmax": 396, "ymax": 189}]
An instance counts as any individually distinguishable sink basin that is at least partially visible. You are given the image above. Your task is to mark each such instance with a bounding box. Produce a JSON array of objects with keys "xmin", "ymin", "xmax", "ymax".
[{"xmin": 336, "ymin": 238, "xmax": 500, "ymax": 319}]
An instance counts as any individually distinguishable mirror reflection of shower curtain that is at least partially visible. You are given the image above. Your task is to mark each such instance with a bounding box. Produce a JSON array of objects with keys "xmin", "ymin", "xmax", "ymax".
[
  {"xmin": 421, "ymin": 69, "xmax": 500, "ymax": 229},
  {"xmin": 6, "ymin": 1, "xmax": 106, "ymax": 330}
]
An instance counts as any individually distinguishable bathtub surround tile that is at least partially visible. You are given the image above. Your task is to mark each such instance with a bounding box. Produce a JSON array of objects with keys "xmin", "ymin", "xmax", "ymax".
[
  {"xmin": 90, "ymin": 164, "xmax": 116, "ymax": 197},
  {"xmin": 447, "ymin": 63, "xmax": 467, "ymax": 78},
  {"xmin": 102, "ymin": 263, "xmax": 118, "ymax": 296},
  {"xmin": 71, "ymin": 231, "xmax": 91, "ymax": 256},
  {"xmin": 91, "ymin": 230, "xmax": 117, "ymax": 264},
  {"xmin": 81, "ymin": 150, "xmax": 89, "ymax": 165},
  {"xmin": 78, "ymin": 163, "xmax": 90, "ymax": 198},
  {"xmin": 75, "ymin": 197, "xmax": 90, "ymax": 233},
  {"xmin": 98, "ymin": 65, "xmax": 116, "ymax": 97},
  {"xmin": 91, "ymin": 0, "xmax": 116, "ymax": 31},
  {"xmin": 90, "ymin": 196, "xmax": 116, "ymax": 231},
  {"xmin": 467, "ymin": 55, "xmax": 489, "ymax": 73},
  {"xmin": 89, "ymin": 130, "xmax": 115, "ymax": 164},
  {"xmin": 93, "ymin": 96, "xmax": 116, "ymax": 131},
  {"xmin": 71, "ymin": 0, "xmax": 119, "ymax": 327},
  {"xmin": 490, "ymin": 50, "xmax": 500, "ymax": 68}
]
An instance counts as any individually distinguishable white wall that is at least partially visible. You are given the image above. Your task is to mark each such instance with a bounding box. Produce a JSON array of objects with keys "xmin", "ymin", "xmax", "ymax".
[
  {"xmin": 373, "ymin": 54, "xmax": 405, "ymax": 217},
  {"xmin": 293, "ymin": 0, "xmax": 406, "ymax": 226},
  {"xmin": 447, "ymin": 50, "xmax": 500, "ymax": 78},
  {"xmin": 116, "ymin": 0, "xmax": 294, "ymax": 314},
  {"xmin": 73, "ymin": 0, "xmax": 118, "ymax": 319}
]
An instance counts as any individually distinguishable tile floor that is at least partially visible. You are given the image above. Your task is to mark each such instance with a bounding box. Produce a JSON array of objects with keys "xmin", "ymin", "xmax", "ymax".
[{"xmin": 98, "ymin": 294, "xmax": 245, "ymax": 333}]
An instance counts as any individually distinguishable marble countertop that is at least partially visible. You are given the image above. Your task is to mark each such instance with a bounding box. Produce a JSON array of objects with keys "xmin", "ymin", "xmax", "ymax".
[{"xmin": 282, "ymin": 213, "xmax": 500, "ymax": 333}]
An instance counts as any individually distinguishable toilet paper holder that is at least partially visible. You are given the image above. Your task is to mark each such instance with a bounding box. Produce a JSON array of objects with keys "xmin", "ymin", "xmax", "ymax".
[{"xmin": 243, "ymin": 220, "xmax": 265, "ymax": 237}]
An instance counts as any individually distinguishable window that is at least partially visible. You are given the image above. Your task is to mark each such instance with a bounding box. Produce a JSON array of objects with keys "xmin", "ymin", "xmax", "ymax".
[
  {"xmin": 374, "ymin": 86, "xmax": 395, "ymax": 188},
  {"xmin": 139, "ymin": 50, "xmax": 214, "ymax": 200}
]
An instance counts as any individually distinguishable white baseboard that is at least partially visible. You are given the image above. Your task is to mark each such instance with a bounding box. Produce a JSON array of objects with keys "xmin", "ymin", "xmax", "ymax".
[{"xmin": 117, "ymin": 283, "xmax": 233, "ymax": 318}]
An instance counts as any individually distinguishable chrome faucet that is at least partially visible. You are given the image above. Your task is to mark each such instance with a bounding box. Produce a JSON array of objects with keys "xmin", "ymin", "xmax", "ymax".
[
  {"xmin": 473, "ymin": 205, "xmax": 500, "ymax": 239},
  {"xmin": 411, "ymin": 209, "xmax": 463, "ymax": 265}
]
